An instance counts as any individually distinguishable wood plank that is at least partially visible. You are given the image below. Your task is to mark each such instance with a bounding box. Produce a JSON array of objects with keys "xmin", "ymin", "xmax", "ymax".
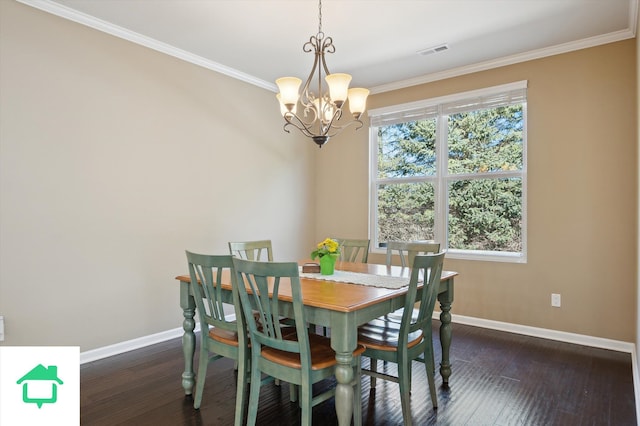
[{"xmin": 80, "ymin": 322, "xmax": 636, "ymax": 425}]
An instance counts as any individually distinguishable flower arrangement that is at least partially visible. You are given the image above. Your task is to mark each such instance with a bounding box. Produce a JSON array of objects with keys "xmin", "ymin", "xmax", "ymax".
[{"xmin": 310, "ymin": 238, "xmax": 341, "ymax": 260}]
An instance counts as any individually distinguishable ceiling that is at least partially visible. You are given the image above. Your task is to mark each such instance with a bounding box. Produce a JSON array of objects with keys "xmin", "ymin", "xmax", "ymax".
[{"xmin": 19, "ymin": 0, "xmax": 637, "ymax": 94}]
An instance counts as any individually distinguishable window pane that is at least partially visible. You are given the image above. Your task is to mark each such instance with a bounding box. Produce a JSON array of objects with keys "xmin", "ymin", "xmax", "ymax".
[
  {"xmin": 448, "ymin": 105, "xmax": 523, "ymax": 174},
  {"xmin": 377, "ymin": 182, "xmax": 435, "ymax": 246},
  {"xmin": 377, "ymin": 120, "xmax": 437, "ymax": 178},
  {"xmin": 448, "ymin": 178, "xmax": 522, "ymax": 251}
]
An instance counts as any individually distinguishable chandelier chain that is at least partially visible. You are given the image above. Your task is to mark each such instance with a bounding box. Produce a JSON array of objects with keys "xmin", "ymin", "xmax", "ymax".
[{"xmin": 318, "ymin": 0, "xmax": 322, "ymax": 35}]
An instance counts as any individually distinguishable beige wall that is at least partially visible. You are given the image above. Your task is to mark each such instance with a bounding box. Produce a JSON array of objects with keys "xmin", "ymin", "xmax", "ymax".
[
  {"xmin": 1, "ymin": 1, "xmax": 637, "ymax": 351},
  {"xmin": 319, "ymin": 40, "xmax": 637, "ymax": 342},
  {"xmin": 636, "ymin": 6, "xmax": 640, "ymax": 367},
  {"xmin": 0, "ymin": 1, "xmax": 316, "ymax": 350}
]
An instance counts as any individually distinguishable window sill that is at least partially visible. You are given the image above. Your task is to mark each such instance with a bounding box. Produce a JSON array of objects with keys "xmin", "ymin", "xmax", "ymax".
[{"xmin": 371, "ymin": 248, "xmax": 526, "ymax": 264}]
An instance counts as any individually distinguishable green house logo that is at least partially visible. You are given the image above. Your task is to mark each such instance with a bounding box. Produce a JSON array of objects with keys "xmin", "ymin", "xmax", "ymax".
[{"xmin": 16, "ymin": 364, "xmax": 64, "ymax": 408}]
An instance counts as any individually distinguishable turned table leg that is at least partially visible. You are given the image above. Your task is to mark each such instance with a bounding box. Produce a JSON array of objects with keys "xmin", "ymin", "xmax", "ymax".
[
  {"xmin": 438, "ymin": 281, "xmax": 453, "ymax": 386},
  {"xmin": 180, "ymin": 280, "xmax": 196, "ymax": 395}
]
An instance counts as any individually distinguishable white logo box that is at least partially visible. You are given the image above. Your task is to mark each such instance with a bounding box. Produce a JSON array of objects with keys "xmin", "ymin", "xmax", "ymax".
[{"xmin": 0, "ymin": 346, "xmax": 79, "ymax": 426}]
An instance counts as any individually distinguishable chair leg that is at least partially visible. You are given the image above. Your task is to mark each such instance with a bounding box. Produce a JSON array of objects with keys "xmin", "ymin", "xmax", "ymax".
[
  {"xmin": 246, "ymin": 354, "xmax": 262, "ymax": 426},
  {"xmin": 397, "ymin": 358, "xmax": 412, "ymax": 426},
  {"xmin": 193, "ymin": 348, "xmax": 209, "ymax": 409},
  {"xmin": 353, "ymin": 358, "xmax": 362, "ymax": 426},
  {"xmin": 234, "ymin": 356, "xmax": 249, "ymax": 426},
  {"xmin": 300, "ymin": 383, "xmax": 312, "ymax": 426},
  {"xmin": 424, "ymin": 350, "xmax": 438, "ymax": 409},
  {"xmin": 370, "ymin": 358, "xmax": 378, "ymax": 388}
]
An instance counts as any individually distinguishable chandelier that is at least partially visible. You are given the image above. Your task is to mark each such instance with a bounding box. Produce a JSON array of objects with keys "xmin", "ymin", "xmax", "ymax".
[{"xmin": 275, "ymin": 0, "xmax": 370, "ymax": 148}]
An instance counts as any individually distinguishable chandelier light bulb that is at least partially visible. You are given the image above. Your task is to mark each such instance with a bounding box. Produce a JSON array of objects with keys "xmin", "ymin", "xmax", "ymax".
[
  {"xmin": 347, "ymin": 88, "xmax": 370, "ymax": 119},
  {"xmin": 325, "ymin": 73, "xmax": 352, "ymax": 107},
  {"xmin": 276, "ymin": 77, "xmax": 302, "ymax": 110},
  {"xmin": 276, "ymin": 94, "xmax": 296, "ymax": 116}
]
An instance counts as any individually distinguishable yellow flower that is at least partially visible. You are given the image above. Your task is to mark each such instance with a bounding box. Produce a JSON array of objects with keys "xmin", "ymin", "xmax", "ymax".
[{"xmin": 310, "ymin": 238, "xmax": 341, "ymax": 260}]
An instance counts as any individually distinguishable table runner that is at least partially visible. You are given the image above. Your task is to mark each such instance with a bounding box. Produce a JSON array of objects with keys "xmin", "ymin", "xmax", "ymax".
[{"xmin": 299, "ymin": 269, "xmax": 410, "ymax": 289}]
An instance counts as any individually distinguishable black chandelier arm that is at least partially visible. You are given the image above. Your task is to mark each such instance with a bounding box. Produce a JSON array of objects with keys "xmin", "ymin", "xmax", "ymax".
[
  {"xmin": 303, "ymin": 34, "xmax": 319, "ymax": 53},
  {"xmin": 283, "ymin": 113, "xmax": 323, "ymax": 139},
  {"xmin": 324, "ymin": 117, "xmax": 364, "ymax": 138},
  {"xmin": 319, "ymin": 36, "xmax": 334, "ymax": 76},
  {"xmin": 300, "ymin": 38, "xmax": 321, "ymax": 107},
  {"xmin": 322, "ymin": 106, "xmax": 343, "ymax": 134},
  {"xmin": 281, "ymin": 109, "xmax": 364, "ymax": 140}
]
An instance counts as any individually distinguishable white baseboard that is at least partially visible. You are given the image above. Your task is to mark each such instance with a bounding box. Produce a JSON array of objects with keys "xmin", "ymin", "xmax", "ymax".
[
  {"xmin": 82, "ymin": 314, "xmax": 635, "ymax": 364},
  {"xmin": 445, "ymin": 313, "xmax": 636, "ymax": 353},
  {"xmin": 632, "ymin": 345, "xmax": 640, "ymax": 426},
  {"xmin": 440, "ymin": 314, "xmax": 638, "ymax": 424},
  {"xmin": 80, "ymin": 325, "xmax": 200, "ymax": 364}
]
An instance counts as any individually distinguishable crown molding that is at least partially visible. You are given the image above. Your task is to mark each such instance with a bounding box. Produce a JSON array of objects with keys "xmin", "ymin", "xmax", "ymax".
[
  {"xmin": 630, "ymin": 0, "xmax": 639, "ymax": 36},
  {"xmin": 16, "ymin": 0, "xmax": 278, "ymax": 92},
  {"xmin": 370, "ymin": 28, "xmax": 636, "ymax": 94},
  {"xmin": 17, "ymin": 0, "xmax": 636, "ymax": 96}
]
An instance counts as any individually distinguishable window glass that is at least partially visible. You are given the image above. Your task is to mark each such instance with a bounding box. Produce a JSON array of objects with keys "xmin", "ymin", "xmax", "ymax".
[
  {"xmin": 448, "ymin": 106, "xmax": 524, "ymax": 174},
  {"xmin": 369, "ymin": 82, "xmax": 527, "ymax": 262},
  {"xmin": 448, "ymin": 178, "xmax": 522, "ymax": 252},
  {"xmin": 377, "ymin": 119, "xmax": 437, "ymax": 178},
  {"xmin": 376, "ymin": 181, "xmax": 435, "ymax": 244}
]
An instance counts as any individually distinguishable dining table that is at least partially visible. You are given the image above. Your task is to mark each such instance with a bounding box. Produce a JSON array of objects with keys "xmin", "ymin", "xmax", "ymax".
[{"xmin": 175, "ymin": 260, "xmax": 457, "ymax": 426}]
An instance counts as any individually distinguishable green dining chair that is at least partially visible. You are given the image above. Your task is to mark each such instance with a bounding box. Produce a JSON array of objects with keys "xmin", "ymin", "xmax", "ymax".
[
  {"xmin": 228, "ymin": 239, "xmax": 273, "ymax": 261},
  {"xmin": 384, "ymin": 241, "xmax": 442, "ymax": 323},
  {"xmin": 232, "ymin": 258, "xmax": 365, "ymax": 426},
  {"xmin": 335, "ymin": 238, "xmax": 370, "ymax": 263},
  {"xmin": 185, "ymin": 251, "xmax": 248, "ymax": 425},
  {"xmin": 229, "ymin": 238, "xmax": 296, "ymax": 360},
  {"xmin": 358, "ymin": 252, "xmax": 446, "ymax": 426},
  {"xmin": 385, "ymin": 241, "xmax": 440, "ymax": 267}
]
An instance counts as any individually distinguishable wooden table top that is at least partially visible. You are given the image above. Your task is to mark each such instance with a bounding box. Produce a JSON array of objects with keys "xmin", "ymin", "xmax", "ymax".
[{"xmin": 176, "ymin": 260, "xmax": 457, "ymax": 313}]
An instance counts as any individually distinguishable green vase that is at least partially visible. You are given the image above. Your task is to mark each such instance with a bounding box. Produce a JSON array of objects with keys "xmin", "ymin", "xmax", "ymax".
[{"xmin": 319, "ymin": 254, "xmax": 337, "ymax": 275}]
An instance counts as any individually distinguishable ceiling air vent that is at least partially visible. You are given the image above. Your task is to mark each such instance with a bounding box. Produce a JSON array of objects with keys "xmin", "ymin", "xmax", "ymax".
[{"xmin": 417, "ymin": 44, "xmax": 449, "ymax": 56}]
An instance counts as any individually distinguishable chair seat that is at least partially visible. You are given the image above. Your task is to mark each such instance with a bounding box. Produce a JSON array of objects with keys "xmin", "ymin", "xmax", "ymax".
[
  {"xmin": 358, "ymin": 320, "xmax": 423, "ymax": 352},
  {"xmin": 209, "ymin": 327, "xmax": 240, "ymax": 346},
  {"xmin": 262, "ymin": 332, "xmax": 365, "ymax": 370},
  {"xmin": 359, "ymin": 253, "xmax": 445, "ymax": 425},
  {"xmin": 209, "ymin": 323, "xmax": 295, "ymax": 347},
  {"xmin": 385, "ymin": 307, "xmax": 419, "ymax": 323},
  {"xmin": 359, "ymin": 316, "xmax": 402, "ymax": 330}
]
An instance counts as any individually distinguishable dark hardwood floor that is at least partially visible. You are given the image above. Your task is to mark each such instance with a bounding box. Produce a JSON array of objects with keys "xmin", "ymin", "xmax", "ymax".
[{"xmin": 80, "ymin": 322, "xmax": 636, "ymax": 425}]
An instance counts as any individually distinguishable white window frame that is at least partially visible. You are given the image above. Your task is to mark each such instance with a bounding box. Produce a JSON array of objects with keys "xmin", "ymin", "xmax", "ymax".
[{"xmin": 368, "ymin": 81, "xmax": 528, "ymax": 263}]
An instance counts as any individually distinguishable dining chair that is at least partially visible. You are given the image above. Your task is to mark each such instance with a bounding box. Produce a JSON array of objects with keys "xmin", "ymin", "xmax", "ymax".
[
  {"xmin": 185, "ymin": 251, "xmax": 248, "ymax": 425},
  {"xmin": 357, "ymin": 252, "xmax": 446, "ymax": 426},
  {"xmin": 228, "ymin": 239, "xmax": 273, "ymax": 261},
  {"xmin": 384, "ymin": 241, "xmax": 442, "ymax": 323},
  {"xmin": 229, "ymin": 239, "xmax": 300, "ymax": 351},
  {"xmin": 336, "ymin": 238, "xmax": 370, "ymax": 263},
  {"xmin": 385, "ymin": 241, "xmax": 440, "ymax": 267},
  {"xmin": 232, "ymin": 258, "xmax": 365, "ymax": 426}
]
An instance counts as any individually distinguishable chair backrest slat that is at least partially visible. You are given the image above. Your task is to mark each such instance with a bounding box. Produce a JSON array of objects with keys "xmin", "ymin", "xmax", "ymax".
[
  {"xmin": 399, "ymin": 252, "xmax": 446, "ymax": 343},
  {"xmin": 186, "ymin": 251, "xmax": 239, "ymax": 334},
  {"xmin": 233, "ymin": 259, "xmax": 310, "ymax": 363},
  {"xmin": 336, "ymin": 238, "xmax": 370, "ymax": 263},
  {"xmin": 229, "ymin": 240, "xmax": 273, "ymax": 261},
  {"xmin": 385, "ymin": 241, "xmax": 440, "ymax": 267}
]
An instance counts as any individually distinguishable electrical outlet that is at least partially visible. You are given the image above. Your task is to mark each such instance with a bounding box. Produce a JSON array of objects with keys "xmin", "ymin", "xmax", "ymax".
[
  {"xmin": 551, "ymin": 293, "xmax": 561, "ymax": 308},
  {"xmin": 0, "ymin": 316, "xmax": 4, "ymax": 341}
]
